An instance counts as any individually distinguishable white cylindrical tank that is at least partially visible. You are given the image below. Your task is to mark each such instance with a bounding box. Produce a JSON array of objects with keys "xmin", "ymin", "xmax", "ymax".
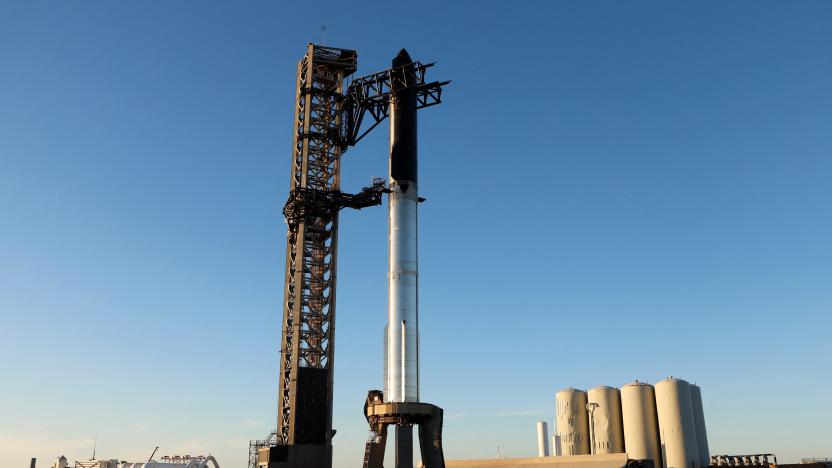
[
  {"xmin": 555, "ymin": 388, "xmax": 590, "ymax": 455},
  {"xmin": 587, "ymin": 386, "xmax": 625, "ymax": 454},
  {"xmin": 690, "ymin": 385, "xmax": 710, "ymax": 467},
  {"xmin": 621, "ymin": 381, "xmax": 662, "ymax": 468},
  {"xmin": 537, "ymin": 421, "xmax": 550, "ymax": 457},
  {"xmin": 656, "ymin": 377, "xmax": 700, "ymax": 468}
]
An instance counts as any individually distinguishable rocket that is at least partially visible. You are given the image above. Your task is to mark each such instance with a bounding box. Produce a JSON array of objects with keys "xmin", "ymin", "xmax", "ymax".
[{"xmin": 385, "ymin": 49, "xmax": 420, "ymax": 403}]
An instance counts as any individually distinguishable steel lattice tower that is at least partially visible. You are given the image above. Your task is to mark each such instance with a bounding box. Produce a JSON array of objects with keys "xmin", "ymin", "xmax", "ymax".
[{"xmin": 277, "ymin": 44, "xmax": 357, "ymax": 450}]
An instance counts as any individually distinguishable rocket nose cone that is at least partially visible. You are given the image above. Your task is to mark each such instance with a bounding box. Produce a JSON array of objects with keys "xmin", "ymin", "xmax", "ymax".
[{"xmin": 393, "ymin": 48, "xmax": 413, "ymax": 67}]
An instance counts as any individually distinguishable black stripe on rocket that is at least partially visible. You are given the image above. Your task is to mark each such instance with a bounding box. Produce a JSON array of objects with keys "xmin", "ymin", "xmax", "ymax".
[{"xmin": 390, "ymin": 49, "xmax": 418, "ymax": 185}]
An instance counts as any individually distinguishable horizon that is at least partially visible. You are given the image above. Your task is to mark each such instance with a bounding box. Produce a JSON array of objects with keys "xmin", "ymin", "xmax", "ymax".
[{"xmin": 2, "ymin": 1, "xmax": 831, "ymax": 467}]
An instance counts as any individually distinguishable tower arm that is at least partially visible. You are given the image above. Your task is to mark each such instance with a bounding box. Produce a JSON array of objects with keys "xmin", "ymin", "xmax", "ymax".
[
  {"xmin": 282, "ymin": 180, "xmax": 388, "ymax": 229},
  {"xmin": 341, "ymin": 61, "xmax": 449, "ymax": 146}
]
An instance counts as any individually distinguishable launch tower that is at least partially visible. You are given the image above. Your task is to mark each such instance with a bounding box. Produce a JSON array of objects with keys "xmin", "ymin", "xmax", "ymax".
[{"xmin": 255, "ymin": 44, "xmax": 447, "ymax": 468}]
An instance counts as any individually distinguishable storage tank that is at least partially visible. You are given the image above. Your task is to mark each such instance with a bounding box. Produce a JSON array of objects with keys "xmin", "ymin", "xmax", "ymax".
[
  {"xmin": 690, "ymin": 384, "xmax": 710, "ymax": 466},
  {"xmin": 537, "ymin": 421, "xmax": 550, "ymax": 457},
  {"xmin": 655, "ymin": 377, "xmax": 700, "ymax": 468},
  {"xmin": 555, "ymin": 388, "xmax": 590, "ymax": 455},
  {"xmin": 587, "ymin": 386, "xmax": 625, "ymax": 454},
  {"xmin": 621, "ymin": 381, "xmax": 662, "ymax": 468}
]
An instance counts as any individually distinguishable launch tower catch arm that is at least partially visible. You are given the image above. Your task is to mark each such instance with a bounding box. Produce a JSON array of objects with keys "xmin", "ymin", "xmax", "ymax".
[{"xmin": 341, "ymin": 62, "xmax": 450, "ymax": 146}]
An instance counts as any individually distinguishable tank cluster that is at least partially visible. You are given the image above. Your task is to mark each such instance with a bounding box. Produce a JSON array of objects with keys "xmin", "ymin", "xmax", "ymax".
[{"xmin": 552, "ymin": 377, "xmax": 709, "ymax": 468}]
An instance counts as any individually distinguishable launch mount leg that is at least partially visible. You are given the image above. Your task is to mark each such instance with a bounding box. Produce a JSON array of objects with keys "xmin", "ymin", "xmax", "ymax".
[
  {"xmin": 395, "ymin": 425, "xmax": 414, "ymax": 468},
  {"xmin": 363, "ymin": 391, "xmax": 445, "ymax": 468}
]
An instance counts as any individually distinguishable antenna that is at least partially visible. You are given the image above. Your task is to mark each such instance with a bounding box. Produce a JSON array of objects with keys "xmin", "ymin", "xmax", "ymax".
[
  {"xmin": 92, "ymin": 436, "xmax": 98, "ymax": 460},
  {"xmin": 320, "ymin": 25, "xmax": 327, "ymax": 45},
  {"xmin": 148, "ymin": 446, "xmax": 159, "ymax": 462}
]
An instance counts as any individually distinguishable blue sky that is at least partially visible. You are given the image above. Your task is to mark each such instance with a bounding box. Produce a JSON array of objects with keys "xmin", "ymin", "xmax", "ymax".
[{"xmin": 1, "ymin": 1, "xmax": 830, "ymax": 467}]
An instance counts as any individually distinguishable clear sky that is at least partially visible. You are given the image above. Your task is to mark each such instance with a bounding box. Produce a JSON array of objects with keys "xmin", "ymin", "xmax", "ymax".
[{"xmin": 2, "ymin": 1, "xmax": 831, "ymax": 467}]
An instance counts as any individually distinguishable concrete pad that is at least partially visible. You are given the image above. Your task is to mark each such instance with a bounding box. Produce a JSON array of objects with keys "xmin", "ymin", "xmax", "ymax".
[{"xmin": 446, "ymin": 453, "xmax": 630, "ymax": 468}]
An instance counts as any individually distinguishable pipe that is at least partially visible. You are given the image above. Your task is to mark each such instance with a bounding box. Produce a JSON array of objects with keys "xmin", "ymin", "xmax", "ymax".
[{"xmin": 401, "ymin": 320, "xmax": 406, "ymax": 400}]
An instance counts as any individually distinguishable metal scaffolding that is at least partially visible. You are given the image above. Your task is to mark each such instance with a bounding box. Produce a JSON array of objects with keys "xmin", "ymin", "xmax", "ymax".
[{"xmin": 249, "ymin": 432, "xmax": 277, "ymax": 468}]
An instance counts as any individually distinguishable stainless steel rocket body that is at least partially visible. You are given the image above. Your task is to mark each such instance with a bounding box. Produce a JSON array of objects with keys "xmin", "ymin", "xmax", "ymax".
[
  {"xmin": 385, "ymin": 50, "xmax": 420, "ymax": 403},
  {"xmin": 386, "ymin": 177, "xmax": 419, "ymax": 402}
]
